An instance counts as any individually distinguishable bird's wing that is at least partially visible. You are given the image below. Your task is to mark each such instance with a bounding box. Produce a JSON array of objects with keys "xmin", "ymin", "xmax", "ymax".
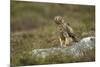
[
  {"xmin": 65, "ymin": 24, "xmax": 78, "ymax": 42},
  {"xmin": 65, "ymin": 24, "xmax": 75, "ymax": 36}
]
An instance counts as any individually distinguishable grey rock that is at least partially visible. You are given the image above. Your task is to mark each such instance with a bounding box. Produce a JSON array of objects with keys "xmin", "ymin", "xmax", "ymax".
[{"xmin": 31, "ymin": 36, "xmax": 95, "ymax": 59}]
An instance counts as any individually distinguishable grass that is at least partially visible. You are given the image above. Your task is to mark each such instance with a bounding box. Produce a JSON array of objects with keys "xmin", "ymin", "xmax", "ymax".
[
  {"xmin": 11, "ymin": 48, "xmax": 95, "ymax": 66},
  {"xmin": 10, "ymin": 0, "xmax": 95, "ymax": 66}
]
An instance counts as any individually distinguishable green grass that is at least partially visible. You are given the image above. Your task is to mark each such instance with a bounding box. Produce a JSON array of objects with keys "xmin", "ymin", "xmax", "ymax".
[
  {"xmin": 10, "ymin": 1, "xmax": 95, "ymax": 66},
  {"xmin": 11, "ymin": 48, "xmax": 95, "ymax": 66}
]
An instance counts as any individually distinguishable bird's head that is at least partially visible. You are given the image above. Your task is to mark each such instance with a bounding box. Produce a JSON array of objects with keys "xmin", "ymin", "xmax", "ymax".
[{"xmin": 54, "ymin": 16, "xmax": 64, "ymax": 25}]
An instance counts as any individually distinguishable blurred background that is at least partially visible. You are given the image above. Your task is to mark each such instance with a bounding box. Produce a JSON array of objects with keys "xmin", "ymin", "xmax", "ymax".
[{"xmin": 10, "ymin": 0, "xmax": 95, "ymax": 66}]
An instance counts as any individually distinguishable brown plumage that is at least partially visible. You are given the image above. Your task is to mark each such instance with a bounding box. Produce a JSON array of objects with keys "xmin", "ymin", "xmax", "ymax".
[{"xmin": 54, "ymin": 16, "xmax": 78, "ymax": 47}]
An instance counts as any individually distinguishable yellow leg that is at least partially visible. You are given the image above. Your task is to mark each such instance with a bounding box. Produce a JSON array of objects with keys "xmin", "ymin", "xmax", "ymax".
[
  {"xmin": 65, "ymin": 38, "xmax": 69, "ymax": 46},
  {"xmin": 59, "ymin": 38, "xmax": 63, "ymax": 47}
]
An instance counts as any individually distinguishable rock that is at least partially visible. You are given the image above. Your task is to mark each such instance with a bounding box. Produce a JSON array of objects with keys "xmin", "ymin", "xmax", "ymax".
[{"xmin": 31, "ymin": 36, "xmax": 95, "ymax": 58}]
